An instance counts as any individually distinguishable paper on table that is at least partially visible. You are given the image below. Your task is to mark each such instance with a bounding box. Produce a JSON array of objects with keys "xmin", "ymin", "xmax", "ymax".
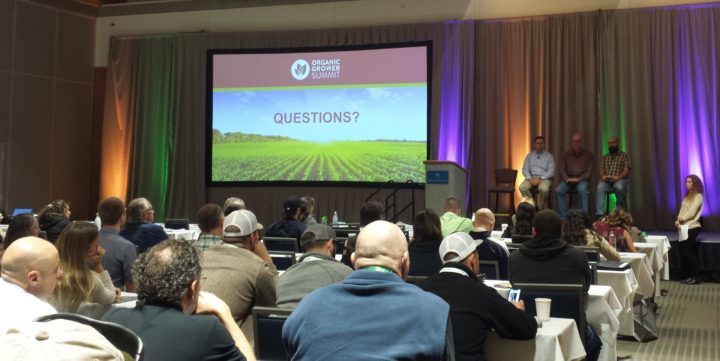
[{"xmin": 678, "ymin": 224, "xmax": 689, "ymax": 241}]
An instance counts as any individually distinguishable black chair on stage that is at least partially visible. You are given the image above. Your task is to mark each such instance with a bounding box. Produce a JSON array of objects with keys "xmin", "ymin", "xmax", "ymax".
[{"xmin": 488, "ymin": 169, "xmax": 518, "ymax": 215}]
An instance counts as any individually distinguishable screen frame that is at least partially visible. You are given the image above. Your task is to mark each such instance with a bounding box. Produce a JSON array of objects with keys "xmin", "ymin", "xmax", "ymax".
[{"xmin": 205, "ymin": 41, "xmax": 432, "ymax": 189}]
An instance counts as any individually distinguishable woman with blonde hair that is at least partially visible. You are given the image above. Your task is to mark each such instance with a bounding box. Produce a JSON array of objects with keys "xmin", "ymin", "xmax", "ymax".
[
  {"xmin": 676, "ymin": 175, "xmax": 704, "ymax": 285},
  {"xmin": 52, "ymin": 222, "xmax": 119, "ymax": 313}
]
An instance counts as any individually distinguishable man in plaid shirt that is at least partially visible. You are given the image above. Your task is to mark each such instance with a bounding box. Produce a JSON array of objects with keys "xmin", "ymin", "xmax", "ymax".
[
  {"xmin": 193, "ymin": 203, "xmax": 224, "ymax": 253},
  {"xmin": 595, "ymin": 136, "xmax": 632, "ymax": 216}
]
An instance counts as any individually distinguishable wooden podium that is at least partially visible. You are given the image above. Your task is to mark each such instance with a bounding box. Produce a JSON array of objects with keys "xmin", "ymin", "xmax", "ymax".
[{"xmin": 423, "ymin": 160, "xmax": 468, "ymax": 215}]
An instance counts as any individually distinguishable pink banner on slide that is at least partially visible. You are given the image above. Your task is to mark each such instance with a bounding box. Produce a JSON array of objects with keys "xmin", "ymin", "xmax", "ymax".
[{"xmin": 213, "ymin": 46, "xmax": 427, "ymax": 88}]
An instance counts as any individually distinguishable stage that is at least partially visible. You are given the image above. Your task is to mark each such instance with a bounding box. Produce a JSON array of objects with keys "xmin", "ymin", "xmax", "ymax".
[{"xmin": 650, "ymin": 231, "xmax": 720, "ymax": 282}]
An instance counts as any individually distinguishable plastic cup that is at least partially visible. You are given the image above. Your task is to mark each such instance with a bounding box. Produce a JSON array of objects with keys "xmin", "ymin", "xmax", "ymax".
[
  {"xmin": 501, "ymin": 223, "xmax": 509, "ymax": 233},
  {"xmin": 535, "ymin": 298, "xmax": 552, "ymax": 322}
]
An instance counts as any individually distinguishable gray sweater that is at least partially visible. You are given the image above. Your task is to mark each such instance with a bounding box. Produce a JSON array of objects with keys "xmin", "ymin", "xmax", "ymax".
[{"xmin": 276, "ymin": 253, "xmax": 353, "ymax": 309}]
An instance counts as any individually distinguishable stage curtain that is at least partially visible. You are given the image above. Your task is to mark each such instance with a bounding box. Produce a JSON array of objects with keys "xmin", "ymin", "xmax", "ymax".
[
  {"xmin": 598, "ymin": 5, "xmax": 720, "ymax": 230},
  {"xmin": 471, "ymin": 12, "xmax": 599, "ymax": 214}
]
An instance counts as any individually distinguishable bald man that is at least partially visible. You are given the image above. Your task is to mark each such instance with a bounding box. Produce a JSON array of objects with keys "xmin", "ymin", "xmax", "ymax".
[
  {"xmin": 0, "ymin": 237, "xmax": 62, "ymax": 331},
  {"xmin": 469, "ymin": 208, "xmax": 509, "ymax": 279},
  {"xmin": 282, "ymin": 221, "xmax": 450, "ymax": 360}
]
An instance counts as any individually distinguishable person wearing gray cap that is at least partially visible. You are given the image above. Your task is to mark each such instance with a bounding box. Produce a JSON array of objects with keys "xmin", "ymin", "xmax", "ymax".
[
  {"xmin": 199, "ymin": 209, "xmax": 277, "ymax": 346},
  {"xmin": 418, "ymin": 233, "xmax": 537, "ymax": 361},
  {"xmin": 276, "ymin": 224, "xmax": 352, "ymax": 309}
]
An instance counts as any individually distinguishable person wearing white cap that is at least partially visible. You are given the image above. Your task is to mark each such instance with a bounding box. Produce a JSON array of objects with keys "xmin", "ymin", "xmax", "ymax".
[
  {"xmin": 276, "ymin": 224, "xmax": 352, "ymax": 309},
  {"xmin": 199, "ymin": 209, "xmax": 277, "ymax": 345},
  {"xmin": 418, "ymin": 233, "xmax": 537, "ymax": 361}
]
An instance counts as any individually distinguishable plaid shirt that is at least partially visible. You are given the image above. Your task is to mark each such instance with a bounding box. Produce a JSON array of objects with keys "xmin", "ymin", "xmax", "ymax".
[
  {"xmin": 601, "ymin": 151, "xmax": 632, "ymax": 178},
  {"xmin": 193, "ymin": 234, "xmax": 223, "ymax": 253}
]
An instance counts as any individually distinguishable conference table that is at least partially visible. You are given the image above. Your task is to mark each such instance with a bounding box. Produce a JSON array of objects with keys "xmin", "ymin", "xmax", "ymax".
[
  {"xmin": 597, "ymin": 268, "xmax": 637, "ymax": 337},
  {"xmin": 643, "ymin": 234, "xmax": 672, "ymax": 280},
  {"xmin": 485, "ymin": 317, "xmax": 586, "ymax": 361},
  {"xmin": 485, "ymin": 280, "xmax": 621, "ymax": 361}
]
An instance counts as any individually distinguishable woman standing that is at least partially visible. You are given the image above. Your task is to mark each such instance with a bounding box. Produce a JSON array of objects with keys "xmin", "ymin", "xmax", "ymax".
[
  {"xmin": 52, "ymin": 222, "xmax": 119, "ymax": 313},
  {"xmin": 676, "ymin": 175, "xmax": 704, "ymax": 285}
]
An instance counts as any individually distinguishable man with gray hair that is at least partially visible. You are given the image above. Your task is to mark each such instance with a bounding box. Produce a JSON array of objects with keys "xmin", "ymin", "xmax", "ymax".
[
  {"xmin": 223, "ymin": 197, "xmax": 246, "ymax": 217},
  {"xmin": 276, "ymin": 224, "xmax": 352, "ymax": 309},
  {"xmin": 282, "ymin": 220, "xmax": 450, "ymax": 360},
  {"xmin": 102, "ymin": 240, "xmax": 255, "ymax": 361},
  {"xmin": 0, "ymin": 237, "xmax": 62, "ymax": 331},
  {"xmin": 119, "ymin": 197, "xmax": 168, "ymax": 254}
]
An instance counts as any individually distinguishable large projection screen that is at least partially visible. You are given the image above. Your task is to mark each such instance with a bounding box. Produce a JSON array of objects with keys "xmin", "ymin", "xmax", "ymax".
[{"xmin": 206, "ymin": 43, "xmax": 430, "ymax": 186}]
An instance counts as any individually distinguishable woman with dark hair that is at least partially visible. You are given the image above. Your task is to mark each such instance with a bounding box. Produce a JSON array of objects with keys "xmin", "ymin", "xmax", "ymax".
[
  {"xmin": 676, "ymin": 174, "xmax": 704, "ymax": 285},
  {"xmin": 562, "ymin": 209, "xmax": 620, "ymax": 261},
  {"xmin": 501, "ymin": 201, "xmax": 536, "ymax": 243},
  {"xmin": 593, "ymin": 208, "xmax": 637, "ymax": 252},
  {"xmin": 51, "ymin": 222, "xmax": 119, "ymax": 313},
  {"xmin": 408, "ymin": 208, "xmax": 444, "ymax": 276},
  {"xmin": 2, "ymin": 213, "xmax": 40, "ymax": 250},
  {"xmin": 38, "ymin": 199, "xmax": 71, "ymax": 243}
]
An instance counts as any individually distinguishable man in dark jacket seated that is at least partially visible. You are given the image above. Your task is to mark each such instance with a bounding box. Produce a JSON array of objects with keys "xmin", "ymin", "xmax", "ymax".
[
  {"xmin": 509, "ymin": 209, "xmax": 601, "ymax": 361},
  {"xmin": 469, "ymin": 208, "xmax": 509, "ymax": 279},
  {"xmin": 419, "ymin": 232, "xmax": 537, "ymax": 361},
  {"xmin": 265, "ymin": 196, "xmax": 307, "ymax": 245},
  {"xmin": 119, "ymin": 197, "xmax": 168, "ymax": 254}
]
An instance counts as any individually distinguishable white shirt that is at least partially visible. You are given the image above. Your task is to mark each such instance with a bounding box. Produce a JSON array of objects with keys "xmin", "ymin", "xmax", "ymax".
[{"xmin": 0, "ymin": 278, "xmax": 56, "ymax": 332}]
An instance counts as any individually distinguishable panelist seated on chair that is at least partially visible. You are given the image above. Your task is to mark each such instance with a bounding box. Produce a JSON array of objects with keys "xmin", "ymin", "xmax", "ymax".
[
  {"xmin": 595, "ymin": 136, "xmax": 632, "ymax": 216},
  {"xmin": 519, "ymin": 136, "xmax": 555, "ymax": 210},
  {"xmin": 418, "ymin": 232, "xmax": 537, "ymax": 361},
  {"xmin": 469, "ymin": 208, "xmax": 509, "ymax": 279},
  {"xmin": 275, "ymin": 224, "xmax": 352, "ymax": 309},
  {"xmin": 555, "ymin": 133, "xmax": 594, "ymax": 218}
]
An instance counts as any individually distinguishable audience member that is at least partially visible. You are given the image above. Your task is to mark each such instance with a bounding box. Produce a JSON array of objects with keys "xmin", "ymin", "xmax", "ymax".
[
  {"xmin": 276, "ymin": 224, "xmax": 352, "ymax": 309},
  {"xmin": 509, "ymin": 209, "xmax": 600, "ymax": 361},
  {"xmin": 519, "ymin": 136, "xmax": 555, "ymax": 209},
  {"xmin": 419, "ymin": 232, "xmax": 537, "ymax": 360},
  {"xmin": 596, "ymin": 136, "xmax": 632, "ymax": 216},
  {"xmin": 562, "ymin": 209, "xmax": 620, "ymax": 261},
  {"xmin": 265, "ymin": 196, "xmax": 307, "ymax": 243},
  {"xmin": 200, "ymin": 209, "xmax": 277, "ymax": 344},
  {"xmin": 119, "ymin": 197, "xmax": 168, "ymax": 254},
  {"xmin": 98, "ymin": 197, "xmax": 137, "ymax": 291},
  {"xmin": 341, "ymin": 200, "xmax": 384, "ymax": 268},
  {"xmin": 0, "ymin": 237, "xmax": 61, "ymax": 331},
  {"xmin": 37, "ymin": 199, "xmax": 71, "ymax": 243},
  {"xmin": 282, "ymin": 221, "xmax": 450, "ymax": 360},
  {"xmin": 51, "ymin": 222, "xmax": 118, "ymax": 313},
  {"xmin": 102, "ymin": 240, "xmax": 254, "ymax": 361},
  {"xmin": 223, "ymin": 197, "xmax": 246, "ymax": 216},
  {"xmin": 469, "ymin": 208, "xmax": 509, "ymax": 279},
  {"xmin": 501, "ymin": 201, "xmax": 535, "ymax": 243},
  {"xmin": 555, "ymin": 134, "xmax": 594, "ymax": 218},
  {"xmin": 299, "ymin": 196, "xmax": 318, "ymax": 226},
  {"xmin": 2, "ymin": 214, "xmax": 40, "ymax": 250},
  {"xmin": 676, "ymin": 174, "xmax": 704, "ymax": 285},
  {"xmin": 440, "ymin": 197, "xmax": 473, "ymax": 237},
  {"xmin": 193, "ymin": 203, "xmax": 224, "ymax": 253},
  {"xmin": 408, "ymin": 208, "xmax": 444, "ymax": 276},
  {"xmin": 593, "ymin": 208, "xmax": 637, "ymax": 252}
]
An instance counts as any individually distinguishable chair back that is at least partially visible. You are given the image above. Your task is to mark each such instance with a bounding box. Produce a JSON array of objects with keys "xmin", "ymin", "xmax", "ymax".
[
  {"xmin": 510, "ymin": 235, "xmax": 533, "ymax": 244},
  {"xmin": 252, "ymin": 307, "xmax": 292, "ymax": 361},
  {"xmin": 576, "ymin": 246, "xmax": 600, "ymax": 262},
  {"xmin": 36, "ymin": 313, "xmax": 144, "ymax": 361},
  {"xmin": 269, "ymin": 251, "xmax": 297, "ymax": 271},
  {"xmin": 513, "ymin": 283, "xmax": 587, "ymax": 344},
  {"xmin": 494, "ymin": 168, "xmax": 518, "ymax": 187},
  {"xmin": 588, "ymin": 261, "xmax": 598, "ymax": 285},
  {"xmin": 405, "ymin": 275, "xmax": 428, "ymax": 285},
  {"xmin": 479, "ymin": 260, "xmax": 501, "ymax": 280},
  {"xmin": 164, "ymin": 219, "xmax": 190, "ymax": 230},
  {"xmin": 333, "ymin": 237, "xmax": 347, "ymax": 256},
  {"xmin": 507, "ymin": 243, "xmax": 523, "ymax": 254},
  {"xmin": 264, "ymin": 237, "xmax": 299, "ymax": 252}
]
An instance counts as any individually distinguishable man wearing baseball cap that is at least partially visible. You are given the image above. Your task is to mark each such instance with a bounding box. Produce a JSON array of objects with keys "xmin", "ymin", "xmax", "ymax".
[
  {"xmin": 276, "ymin": 224, "xmax": 352, "ymax": 309},
  {"xmin": 264, "ymin": 196, "xmax": 307, "ymax": 244},
  {"xmin": 418, "ymin": 232, "xmax": 537, "ymax": 361},
  {"xmin": 200, "ymin": 209, "xmax": 277, "ymax": 346}
]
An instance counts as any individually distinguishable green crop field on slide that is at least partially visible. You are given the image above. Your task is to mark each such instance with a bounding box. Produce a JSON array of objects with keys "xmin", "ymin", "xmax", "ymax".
[{"xmin": 212, "ymin": 140, "xmax": 426, "ymax": 182}]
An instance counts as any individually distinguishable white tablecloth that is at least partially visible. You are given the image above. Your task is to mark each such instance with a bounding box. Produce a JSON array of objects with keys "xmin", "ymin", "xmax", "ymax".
[
  {"xmin": 618, "ymin": 252, "xmax": 655, "ymax": 299},
  {"xmin": 597, "ymin": 269, "xmax": 637, "ymax": 336},
  {"xmin": 485, "ymin": 317, "xmax": 586, "ymax": 361},
  {"xmin": 644, "ymin": 235, "xmax": 671, "ymax": 280},
  {"xmin": 634, "ymin": 243, "xmax": 663, "ymax": 298},
  {"xmin": 486, "ymin": 280, "xmax": 620, "ymax": 361}
]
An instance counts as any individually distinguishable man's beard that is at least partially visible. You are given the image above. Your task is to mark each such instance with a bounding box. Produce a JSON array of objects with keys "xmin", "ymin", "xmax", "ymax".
[{"xmin": 609, "ymin": 146, "xmax": 619, "ymax": 154}]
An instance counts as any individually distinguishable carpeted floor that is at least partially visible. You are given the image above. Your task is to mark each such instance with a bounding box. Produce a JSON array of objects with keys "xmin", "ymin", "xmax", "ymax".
[{"xmin": 616, "ymin": 280, "xmax": 720, "ymax": 361}]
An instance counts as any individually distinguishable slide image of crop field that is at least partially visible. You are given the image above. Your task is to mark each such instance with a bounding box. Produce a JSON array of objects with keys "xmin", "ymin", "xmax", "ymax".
[{"xmin": 212, "ymin": 139, "xmax": 426, "ymax": 182}]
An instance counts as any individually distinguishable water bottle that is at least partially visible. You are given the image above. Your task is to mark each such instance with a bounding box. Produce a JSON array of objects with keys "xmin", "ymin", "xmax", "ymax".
[
  {"xmin": 609, "ymin": 231, "xmax": 617, "ymax": 250},
  {"xmin": 94, "ymin": 213, "xmax": 102, "ymax": 229},
  {"xmin": 332, "ymin": 211, "xmax": 339, "ymax": 225}
]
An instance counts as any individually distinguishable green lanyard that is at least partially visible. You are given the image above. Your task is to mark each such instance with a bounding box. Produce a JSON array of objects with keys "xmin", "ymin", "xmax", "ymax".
[{"xmin": 363, "ymin": 266, "xmax": 394, "ymax": 273}]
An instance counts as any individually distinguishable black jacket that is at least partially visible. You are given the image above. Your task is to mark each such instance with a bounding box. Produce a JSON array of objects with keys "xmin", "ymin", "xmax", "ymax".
[
  {"xmin": 408, "ymin": 240, "xmax": 442, "ymax": 276},
  {"xmin": 39, "ymin": 215, "xmax": 70, "ymax": 243},
  {"xmin": 508, "ymin": 235, "xmax": 591, "ymax": 291},
  {"xmin": 469, "ymin": 231, "xmax": 509, "ymax": 279},
  {"xmin": 419, "ymin": 263, "xmax": 537, "ymax": 361}
]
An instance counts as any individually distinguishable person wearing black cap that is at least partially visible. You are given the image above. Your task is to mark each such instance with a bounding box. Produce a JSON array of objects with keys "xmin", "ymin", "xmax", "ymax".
[
  {"xmin": 265, "ymin": 196, "xmax": 307, "ymax": 244},
  {"xmin": 508, "ymin": 209, "xmax": 600, "ymax": 361},
  {"xmin": 276, "ymin": 224, "xmax": 352, "ymax": 309}
]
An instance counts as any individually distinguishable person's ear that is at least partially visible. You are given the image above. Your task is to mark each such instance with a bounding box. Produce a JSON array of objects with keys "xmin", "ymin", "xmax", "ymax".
[
  {"xmin": 532, "ymin": 227, "xmax": 537, "ymax": 237},
  {"xmin": 27, "ymin": 270, "xmax": 40, "ymax": 287},
  {"xmin": 188, "ymin": 279, "xmax": 199, "ymax": 301},
  {"xmin": 350, "ymin": 252, "xmax": 357, "ymax": 269},
  {"xmin": 399, "ymin": 251, "xmax": 410, "ymax": 280},
  {"xmin": 326, "ymin": 239, "xmax": 335, "ymax": 256}
]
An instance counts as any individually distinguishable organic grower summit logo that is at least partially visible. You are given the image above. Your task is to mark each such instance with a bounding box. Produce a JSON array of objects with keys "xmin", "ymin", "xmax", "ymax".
[
  {"xmin": 291, "ymin": 58, "xmax": 341, "ymax": 81},
  {"xmin": 291, "ymin": 59, "xmax": 310, "ymax": 80}
]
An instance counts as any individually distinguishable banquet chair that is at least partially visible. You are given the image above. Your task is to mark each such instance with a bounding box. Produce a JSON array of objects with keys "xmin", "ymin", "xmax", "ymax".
[
  {"xmin": 252, "ymin": 307, "xmax": 292, "ymax": 361},
  {"xmin": 513, "ymin": 283, "xmax": 587, "ymax": 345}
]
